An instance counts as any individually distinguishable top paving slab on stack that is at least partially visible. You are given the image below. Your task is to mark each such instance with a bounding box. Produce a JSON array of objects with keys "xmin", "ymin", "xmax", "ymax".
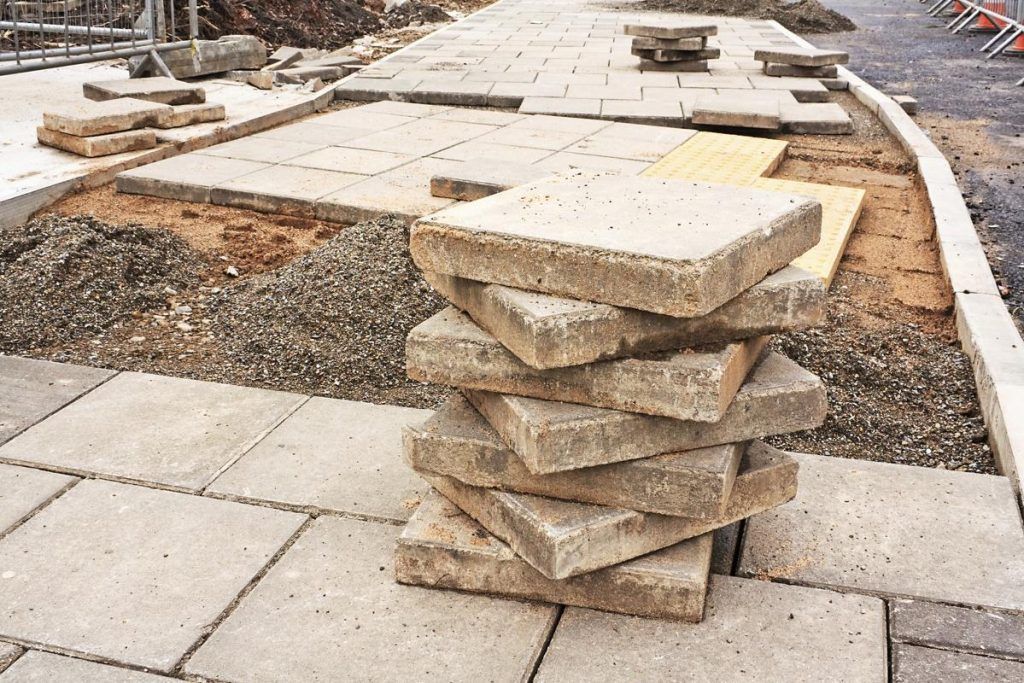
[
  {"xmin": 623, "ymin": 21, "xmax": 718, "ymax": 39},
  {"xmin": 411, "ymin": 172, "xmax": 822, "ymax": 318},
  {"xmin": 753, "ymin": 48, "xmax": 850, "ymax": 68}
]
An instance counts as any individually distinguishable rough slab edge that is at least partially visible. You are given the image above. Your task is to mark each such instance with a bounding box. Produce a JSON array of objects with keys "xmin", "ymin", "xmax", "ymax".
[
  {"xmin": 773, "ymin": 20, "xmax": 1024, "ymax": 496},
  {"xmin": 0, "ymin": 85, "xmax": 336, "ymax": 231}
]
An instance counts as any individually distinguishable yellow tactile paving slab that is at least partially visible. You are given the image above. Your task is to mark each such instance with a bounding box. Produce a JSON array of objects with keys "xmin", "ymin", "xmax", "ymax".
[
  {"xmin": 642, "ymin": 132, "xmax": 789, "ymax": 185},
  {"xmin": 752, "ymin": 177, "xmax": 866, "ymax": 285}
]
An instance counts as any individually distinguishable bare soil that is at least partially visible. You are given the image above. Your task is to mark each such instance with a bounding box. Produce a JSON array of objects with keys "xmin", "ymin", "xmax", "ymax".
[{"xmin": 615, "ymin": 0, "xmax": 856, "ymax": 34}]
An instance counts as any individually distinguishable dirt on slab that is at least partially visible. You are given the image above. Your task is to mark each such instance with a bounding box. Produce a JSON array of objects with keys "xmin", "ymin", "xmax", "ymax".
[{"xmin": 623, "ymin": 0, "xmax": 857, "ymax": 34}]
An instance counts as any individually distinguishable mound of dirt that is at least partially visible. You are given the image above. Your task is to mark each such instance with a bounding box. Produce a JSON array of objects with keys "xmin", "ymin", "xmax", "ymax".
[
  {"xmin": 207, "ymin": 215, "xmax": 448, "ymax": 406},
  {"xmin": 189, "ymin": 0, "xmax": 383, "ymax": 49},
  {"xmin": 384, "ymin": 1, "xmax": 451, "ymax": 28},
  {"xmin": 629, "ymin": 0, "xmax": 856, "ymax": 34},
  {"xmin": 0, "ymin": 215, "xmax": 203, "ymax": 352}
]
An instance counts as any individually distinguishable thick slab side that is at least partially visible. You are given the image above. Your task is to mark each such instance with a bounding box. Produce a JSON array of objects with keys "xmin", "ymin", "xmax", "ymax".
[
  {"xmin": 41, "ymin": 98, "xmax": 171, "ymax": 136},
  {"xmin": 83, "ymin": 77, "xmax": 206, "ymax": 105},
  {"xmin": 36, "ymin": 127, "xmax": 156, "ymax": 158}
]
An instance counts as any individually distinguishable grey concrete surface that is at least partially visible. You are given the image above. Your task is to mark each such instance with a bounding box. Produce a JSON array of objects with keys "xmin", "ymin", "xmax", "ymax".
[
  {"xmin": 893, "ymin": 644, "xmax": 1024, "ymax": 683},
  {"xmin": 890, "ymin": 598, "xmax": 1024, "ymax": 662},
  {"xmin": 0, "ymin": 464, "xmax": 74, "ymax": 535},
  {"xmin": 0, "ymin": 650, "xmax": 171, "ymax": 682}
]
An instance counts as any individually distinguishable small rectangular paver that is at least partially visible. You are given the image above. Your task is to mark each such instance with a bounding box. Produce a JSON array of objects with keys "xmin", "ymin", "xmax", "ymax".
[
  {"xmin": 623, "ymin": 22, "xmax": 718, "ymax": 39},
  {"xmin": 422, "ymin": 442, "xmax": 798, "ymax": 579},
  {"xmin": 42, "ymin": 98, "xmax": 171, "ymax": 136},
  {"xmin": 0, "ymin": 372, "xmax": 303, "ymax": 491},
  {"xmin": 0, "ymin": 480, "xmax": 305, "ymax": 671},
  {"xmin": 598, "ymin": 99, "xmax": 685, "ymax": 126},
  {"xmin": 692, "ymin": 93, "xmax": 781, "ymax": 130},
  {"xmin": 405, "ymin": 396, "xmax": 744, "ymax": 517},
  {"xmin": 0, "ymin": 463, "xmax": 75, "ymax": 534},
  {"xmin": 407, "ymin": 308, "xmax": 768, "ymax": 422},
  {"xmin": 209, "ymin": 397, "xmax": 430, "ymax": 522},
  {"xmin": 535, "ymin": 577, "xmax": 885, "ymax": 682},
  {"xmin": 893, "ymin": 644, "xmax": 1024, "ymax": 683},
  {"xmin": 83, "ymin": 76, "xmax": 206, "ymax": 105},
  {"xmin": 36, "ymin": 126, "xmax": 155, "ymax": 158},
  {"xmin": 397, "ymin": 493, "xmax": 713, "ymax": 621},
  {"xmin": 754, "ymin": 47, "xmax": 849, "ymax": 67},
  {"xmin": 749, "ymin": 74, "xmax": 830, "ymax": 102},
  {"xmin": 0, "ymin": 650, "xmax": 171, "ymax": 682},
  {"xmin": 116, "ymin": 154, "xmax": 269, "ymax": 204},
  {"xmin": 211, "ymin": 165, "xmax": 364, "ymax": 216},
  {"xmin": 739, "ymin": 453, "xmax": 1024, "ymax": 612},
  {"xmin": 425, "ymin": 266, "xmax": 823, "ymax": 369},
  {"xmin": 890, "ymin": 598, "xmax": 1024, "ymax": 661},
  {"xmin": 430, "ymin": 160, "xmax": 552, "ymax": 201},
  {"xmin": 185, "ymin": 516, "xmax": 557, "ymax": 682},
  {"xmin": 410, "ymin": 172, "xmax": 821, "ymax": 318}
]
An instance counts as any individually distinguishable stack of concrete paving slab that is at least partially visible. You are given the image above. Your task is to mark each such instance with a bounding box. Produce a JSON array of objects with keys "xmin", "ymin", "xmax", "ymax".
[
  {"xmin": 394, "ymin": 171, "xmax": 829, "ymax": 622},
  {"xmin": 624, "ymin": 21, "xmax": 719, "ymax": 73},
  {"xmin": 755, "ymin": 47, "xmax": 849, "ymax": 79}
]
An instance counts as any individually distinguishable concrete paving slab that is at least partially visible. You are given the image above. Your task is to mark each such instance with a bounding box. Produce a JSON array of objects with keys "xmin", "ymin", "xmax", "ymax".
[
  {"xmin": 411, "ymin": 80, "xmax": 494, "ymax": 106},
  {"xmin": 185, "ymin": 516, "xmax": 557, "ymax": 682},
  {"xmin": 0, "ymin": 372, "xmax": 303, "ymax": 491},
  {"xmin": 485, "ymin": 83, "xmax": 569, "ymax": 107},
  {"xmin": 692, "ymin": 93, "xmax": 781, "ymax": 130},
  {"xmin": 153, "ymin": 102, "xmax": 227, "ymax": 129},
  {"xmin": 425, "ymin": 266, "xmax": 824, "ymax": 369},
  {"xmin": 116, "ymin": 153, "xmax": 269, "ymax": 203},
  {"xmin": 623, "ymin": 22, "xmax": 718, "ymax": 39},
  {"xmin": 518, "ymin": 97, "xmax": 602, "ymax": 118},
  {"xmin": 317, "ymin": 156, "xmax": 459, "ymax": 224},
  {"xmin": 41, "ymin": 98, "xmax": 170, "ymax": 136},
  {"xmin": 475, "ymin": 124, "xmax": 589, "ymax": 151},
  {"xmin": 429, "ymin": 108, "xmax": 527, "ymax": 126},
  {"xmin": 739, "ymin": 453, "xmax": 1024, "ymax": 611},
  {"xmin": 598, "ymin": 99, "xmax": 685, "ymax": 125},
  {"xmin": 639, "ymin": 59, "xmax": 710, "ymax": 73},
  {"xmin": 341, "ymin": 118, "xmax": 497, "ymax": 157},
  {"xmin": 748, "ymin": 74, "xmax": 830, "ymax": 102},
  {"xmin": 754, "ymin": 47, "xmax": 849, "ymax": 67},
  {"xmin": 780, "ymin": 102, "xmax": 853, "ymax": 135},
  {"xmin": 535, "ymin": 576, "xmax": 885, "ymax": 682},
  {"xmin": 83, "ymin": 77, "xmax": 206, "ymax": 105},
  {"xmin": 711, "ymin": 522, "xmax": 741, "ymax": 574},
  {"xmin": 356, "ymin": 100, "xmax": 451, "ymax": 117},
  {"xmin": 632, "ymin": 36, "xmax": 707, "ymax": 51},
  {"xmin": 0, "ymin": 650, "xmax": 171, "ymax": 682},
  {"xmin": 632, "ymin": 47, "xmax": 721, "ymax": 63},
  {"xmin": 507, "ymin": 114, "xmax": 611, "ymax": 135},
  {"xmin": 397, "ymin": 493, "xmax": 713, "ymax": 621},
  {"xmin": 209, "ymin": 397, "xmax": 430, "ymax": 521},
  {"xmin": 565, "ymin": 123, "xmax": 695, "ymax": 162},
  {"xmin": 431, "ymin": 140, "xmax": 554, "ymax": 164},
  {"xmin": 0, "ymin": 643, "xmax": 19, "ymax": 673},
  {"xmin": 532, "ymin": 152, "xmax": 652, "ymax": 175},
  {"xmin": 890, "ymin": 598, "xmax": 1024, "ymax": 661},
  {"xmin": 423, "ymin": 442, "xmax": 798, "ymax": 579},
  {"xmin": 212, "ymin": 165, "xmax": 365, "ymax": 216},
  {"xmin": 430, "ymin": 160, "xmax": 552, "ymax": 200},
  {"xmin": 0, "ymin": 480, "xmax": 304, "ymax": 671},
  {"xmin": 253, "ymin": 121, "xmax": 377, "ymax": 145},
  {"xmin": 36, "ymin": 127, "xmax": 156, "ymax": 158},
  {"xmin": 201, "ymin": 136, "xmax": 326, "ymax": 164},
  {"xmin": 0, "ymin": 464, "xmax": 75, "ymax": 535},
  {"xmin": 405, "ymin": 396, "xmax": 744, "ymax": 517},
  {"xmin": 283, "ymin": 146, "xmax": 415, "ymax": 174},
  {"xmin": 893, "ymin": 644, "xmax": 1024, "ymax": 683},
  {"xmin": 407, "ymin": 308, "xmax": 768, "ymax": 422},
  {"xmin": 410, "ymin": 171, "xmax": 821, "ymax": 318},
  {"xmin": 0, "ymin": 356, "xmax": 113, "ymax": 446},
  {"xmin": 764, "ymin": 63, "xmax": 838, "ymax": 78},
  {"xmin": 312, "ymin": 108, "xmax": 416, "ymax": 131}
]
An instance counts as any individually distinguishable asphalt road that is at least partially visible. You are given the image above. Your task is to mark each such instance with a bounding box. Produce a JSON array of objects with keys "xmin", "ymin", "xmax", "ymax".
[{"xmin": 813, "ymin": 0, "xmax": 1024, "ymax": 324}]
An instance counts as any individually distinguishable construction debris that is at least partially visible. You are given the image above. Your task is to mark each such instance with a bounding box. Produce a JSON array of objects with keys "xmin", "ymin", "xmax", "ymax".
[{"xmin": 624, "ymin": 21, "xmax": 718, "ymax": 72}]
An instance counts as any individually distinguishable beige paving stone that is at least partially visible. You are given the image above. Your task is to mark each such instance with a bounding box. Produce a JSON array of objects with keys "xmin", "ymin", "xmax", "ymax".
[
  {"xmin": 83, "ymin": 76, "xmax": 206, "ymax": 105},
  {"xmin": 42, "ymin": 97, "xmax": 170, "ymax": 136},
  {"xmin": 632, "ymin": 47, "xmax": 721, "ymax": 62},
  {"xmin": 201, "ymin": 136, "xmax": 325, "ymax": 164},
  {"xmin": 486, "ymin": 82, "xmax": 569, "ymax": 107},
  {"xmin": 313, "ymin": 108, "xmax": 416, "ymax": 131},
  {"xmin": 0, "ymin": 650, "xmax": 170, "ymax": 682},
  {"xmin": 405, "ymin": 396, "xmax": 744, "ymax": 517},
  {"xmin": 0, "ymin": 356, "xmax": 113, "ymax": 446},
  {"xmin": 0, "ymin": 372, "xmax": 303, "ymax": 490},
  {"xmin": 209, "ymin": 397, "xmax": 430, "ymax": 522},
  {"xmin": 410, "ymin": 172, "xmax": 821, "ymax": 317},
  {"xmin": 253, "ymin": 121, "xmax": 379, "ymax": 145},
  {"xmin": 564, "ymin": 122, "xmax": 695, "ymax": 161},
  {"xmin": 764, "ymin": 62, "xmax": 838, "ymax": 78},
  {"xmin": 464, "ymin": 352, "xmax": 825, "ymax": 474},
  {"xmin": 407, "ymin": 308, "xmax": 768, "ymax": 422},
  {"xmin": 475, "ymin": 124, "xmax": 589, "ymax": 151},
  {"xmin": 425, "ymin": 266, "xmax": 824, "ymax": 369},
  {"xmin": 623, "ymin": 22, "xmax": 718, "ymax": 39},
  {"xmin": 639, "ymin": 59, "xmax": 710, "ymax": 72},
  {"xmin": 36, "ymin": 126, "xmax": 156, "ymax": 158},
  {"xmin": 411, "ymin": 80, "xmax": 494, "ymax": 106},
  {"xmin": 754, "ymin": 47, "xmax": 850, "ymax": 67},
  {"xmin": 0, "ymin": 480, "xmax": 304, "ymax": 671},
  {"xmin": 423, "ymin": 442, "xmax": 798, "ymax": 579},
  {"xmin": 429, "ymin": 108, "xmax": 526, "ymax": 125},
  {"xmin": 430, "ymin": 160, "xmax": 552, "ymax": 200},
  {"xmin": 0, "ymin": 464, "xmax": 75, "ymax": 534},
  {"xmin": 152, "ymin": 102, "xmax": 226, "ymax": 129},
  {"xmin": 632, "ymin": 36, "xmax": 706, "ymax": 51},
  {"xmin": 508, "ymin": 114, "xmax": 611, "ymax": 135},
  {"xmin": 598, "ymin": 99, "xmax": 685, "ymax": 125},
  {"xmin": 283, "ymin": 146, "xmax": 415, "ymax": 174},
  {"xmin": 185, "ymin": 516, "xmax": 557, "ymax": 682},
  {"xmin": 212, "ymin": 165, "xmax": 365, "ymax": 216},
  {"xmin": 534, "ymin": 576, "xmax": 885, "ymax": 682},
  {"xmin": 116, "ymin": 154, "xmax": 269, "ymax": 203},
  {"xmin": 518, "ymin": 97, "xmax": 602, "ymax": 117},
  {"xmin": 893, "ymin": 644, "xmax": 1024, "ymax": 683},
  {"xmin": 0, "ymin": 642, "xmax": 19, "ymax": 673},
  {"xmin": 356, "ymin": 100, "xmax": 451, "ymax": 117},
  {"xmin": 780, "ymin": 102, "xmax": 853, "ymax": 134},
  {"xmin": 430, "ymin": 140, "xmax": 554, "ymax": 164},
  {"xmin": 341, "ymin": 118, "xmax": 497, "ymax": 156},
  {"xmin": 396, "ymin": 493, "xmax": 713, "ymax": 621},
  {"xmin": 739, "ymin": 453, "xmax": 1024, "ymax": 611},
  {"xmin": 532, "ymin": 152, "xmax": 652, "ymax": 175},
  {"xmin": 748, "ymin": 74, "xmax": 830, "ymax": 102},
  {"xmin": 565, "ymin": 84, "xmax": 642, "ymax": 100},
  {"xmin": 317, "ymin": 157, "xmax": 459, "ymax": 224},
  {"xmin": 334, "ymin": 75, "xmax": 424, "ymax": 101},
  {"xmin": 692, "ymin": 93, "xmax": 781, "ymax": 130}
]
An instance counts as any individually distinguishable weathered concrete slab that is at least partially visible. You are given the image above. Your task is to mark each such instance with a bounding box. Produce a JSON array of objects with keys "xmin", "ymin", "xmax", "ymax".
[
  {"xmin": 36, "ymin": 126, "xmax": 156, "ymax": 158},
  {"xmin": 83, "ymin": 77, "xmax": 205, "ymax": 105},
  {"xmin": 209, "ymin": 397, "xmax": 430, "ymax": 521},
  {"xmin": 518, "ymin": 97, "xmax": 602, "ymax": 118},
  {"xmin": 284, "ymin": 146, "xmax": 414, "ymax": 174},
  {"xmin": 341, "ymin": 117, "xmax": 497, "ymax": 157},
  {"xmin": 632, "ymin": 47, "xmax": 721, "ymax": 63},
  {"xmin": 116, "ymin": 153, "xmax": 269, "ymax": 203},
  {"xmin": 780, "ymin": 102, "xmax": 853, "ymax": 135},
  {"xmin": 422, "ymin": 442, "xmax": 798, "ymax": 579},
  {"xmin": 430, "ymin": 160, "xmax": 551, "ymax": 201},
  {"xmin": 425, "ymin": 266, "xmax": 824, "ymax": 369},
  {"xmin": 404, "ymin": 396, "xmax": 744, "ymax": 517},
  {"xmin": 534, "ymin": 151, "xmax": 652, "ymax": 175},
  {"xmin": 692, "ymin": 94, "xmax": 781, "ymax": 130},
  {"xmin": 739, "ymin": 453, "xmax": 1024, "ymax": 611},
  {"xmin": 893, "ymin": 644, "xmax": 1024, "ymax": 682},
  {"xmin": 764, "ymin": 63, "xmax": 838, "ymax": 78},
  {"xmin": 623, "ymin": 22, "xmax": 718, "ymax": 39},
  {"xmin": 185, "ymin": 516, "xmax": 557, "ymax": 681},
  {"xmin": 397, "ymin": 493, "xmax": 713, "ymax": 621},
  {"xmin": 0, "ymin": 642, "xmax": 20, "ymax": 673},
  {"xmin": 211, "ymin": 165, "xmax": 364, "ymax": 216},
  {"xmin": 0, "ymin": 480, "xmax": 304, "ymax": 671},
  {"xmin": 42, "ymin": 97, "xmax": 170, "ymax": 136},
  {"xmin": 535, "ymin": 576, "xmax": 885, "ymax": 682},
  {"xmin": 0, "ymin": 372, "xmax": 303, "ymax": 491},
  {"xmin": 565, "ymin": 122, "xmax": 696, "ymax": 162},
  {"xmin": 0, "ymin": 463, "xmax": 74, "ymax": 534},
  {"xmin": 0, "ymin": 650, "xmax": 171, "ymax": 681},
  {"xmin": 411, "ymin": 172, "xmax": 821, "ymax": 318},
  {"xmin": 0, "ymin": 356, "xmax": 113, "ymax": 446},
  {"xmin": 407, "ymin": 308, "xmax": 768, "ymax": 422},
  {"xmin": 749, "ymin": 74, "xmax": 831, "ymax": 102},
  {"xmin": 465, "ymin": 352, "xmax": 824, "ymax": 474},
  {"xmin": 890, "ymin": 598, "xmax": 1024, "ymax": 661},
  {"xmin": 632, "ymin": 36, "xmax": 706, "ymax": 51},
  {"xmin": 153, "ymin": 102, "xmax": 226, "ymax": 129},
  {"xmin": 317, "ymin": 157, "xmax": 459, "ymax": 224},
  {"xmin": 201, "ymin": 135, "xmax": 325, "ymax": 163},
  {"xmin": 754, "ymin": 47, "xmax": 850, "ymax": 67}
]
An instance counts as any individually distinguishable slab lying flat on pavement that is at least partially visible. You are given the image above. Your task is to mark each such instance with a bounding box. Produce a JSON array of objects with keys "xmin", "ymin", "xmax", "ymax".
[
  {"xmin": 0, "ymin": 463, "xmax": 75, "ymax": 534},
  {"xmin": 407, "ymin": 308, "xmax": 768, "ymax": 422},
  {"xmin": 410, "ymin": 172, "xmax": 821, "ymax": 318},
  {"xmin": 422, "ymin": 442, "xmax": 798, "ymax": 579},
  {"xmin": 404, "ymin": 396, "xmax": 744, "ymax": 517},
  {"xmin": 754, "ymin": 47, "xmax": 850, "ymax": 67},
  {"xmin": 0, "ymin": 479, "xmax": 305, "ymax": 671},
  {"xmin": 83, "ymin": 76, "xmax": 206, "ymax": 105},
  {"xmin": 117, "ymin": 154, "xmax": 270, "ymax": 204},
  {"xmin": 208, "ymin": 397, "xmax": 430, "ymax": 522},
  {"xmin": 42, "ymin": 97, "xmax": 170, "ymax": 136},
  {"xmin": 892, "ymin": 644, "xmax": 1024, "ymax": 683},
  {"xmin": 739, "ymin": 453, "xmax": 1024, "ymax": 612},
  {"xmin": 425, "ymin": 266, "xmax": 824, "ymax": 369},
  {"xmin": 534, "ymin": 576, "xmax": 885, "ymax": 682},
  {"xmin": 0, "ymin": 650, "xmax": 171, "ymax": 682},
  {"xmin": 184, "ymin": 516, "xmax": 558, "ymax": 682},
  {"xmin": 397, "ymin": 493, "xmax": 713, "ymax": 622},
  {"xmin": 0, "ymin": 372, "xmax": 304, "ymax": 491},
  {"xmin": 692, "ymin": 94, "xmax": 781, "ymax": 130}
]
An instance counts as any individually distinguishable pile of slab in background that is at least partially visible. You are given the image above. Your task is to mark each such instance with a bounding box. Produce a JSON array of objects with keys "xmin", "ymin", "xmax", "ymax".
[
  {"xmin": 625, "ymin": 21, "xmax": 719, "ymax": 73},
  {"xmin": 394, "ymin": 170, "xmax": 830, "ymax": 622}
]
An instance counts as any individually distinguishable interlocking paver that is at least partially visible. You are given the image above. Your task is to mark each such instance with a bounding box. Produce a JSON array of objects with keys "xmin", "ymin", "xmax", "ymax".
[
  {"xmin": 0, "ymin": 650, "xmax": 170, "ymax": 682},
  {"xmin": 0, "ymin": 464, "xmax": 74, "ymax": 535},
  {"xmin": 0, "ymin": 480, "xmax": 304, "ymax": 671},
  {"xmin": 0, "ymin": 372, "xmax": 303, "ymax": 490},
  {"xmin": 185, "ymin": 516, "xmax": 557, "ymax": 682}
]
